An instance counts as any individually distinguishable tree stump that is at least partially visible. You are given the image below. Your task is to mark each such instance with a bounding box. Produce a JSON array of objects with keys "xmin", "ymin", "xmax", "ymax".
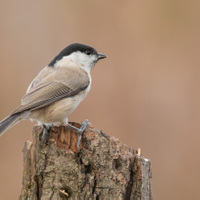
[{"xmin": 19, "ymin": 122, "xmax": 152, "ymax": 200}]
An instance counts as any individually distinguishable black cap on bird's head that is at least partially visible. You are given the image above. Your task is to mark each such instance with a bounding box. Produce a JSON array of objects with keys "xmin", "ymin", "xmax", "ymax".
[{"xmin": 48, "ymin": 43, "xmax": 107, "ymax": 67}]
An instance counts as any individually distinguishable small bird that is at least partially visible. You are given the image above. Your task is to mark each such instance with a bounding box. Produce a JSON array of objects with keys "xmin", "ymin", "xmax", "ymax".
[{"xmin": 0, "ymin": 43, "xmax": 107, "ymax": 147}]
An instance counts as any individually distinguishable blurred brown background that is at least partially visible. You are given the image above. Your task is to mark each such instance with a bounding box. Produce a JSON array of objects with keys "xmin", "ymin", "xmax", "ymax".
[{"xmin": 0, "ymin": 1, "xmax": 200, "ymax": 199}]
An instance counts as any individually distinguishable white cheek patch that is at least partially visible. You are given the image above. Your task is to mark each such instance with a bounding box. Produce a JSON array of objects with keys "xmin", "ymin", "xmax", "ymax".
[{"xmin": 55, "ymin": 52, "xmax": 97, "ymax": 72}]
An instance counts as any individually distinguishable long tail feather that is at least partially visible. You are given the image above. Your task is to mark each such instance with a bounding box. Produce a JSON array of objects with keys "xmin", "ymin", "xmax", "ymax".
[{"xmin": 0, "ymin": 114, "xmax": 20, "ymax": 136}]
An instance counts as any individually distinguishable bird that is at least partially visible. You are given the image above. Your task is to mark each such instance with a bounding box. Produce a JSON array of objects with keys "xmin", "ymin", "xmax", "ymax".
[{"xmin": 0, "ymin": 43, "xmax": 107, "ymax": 148}]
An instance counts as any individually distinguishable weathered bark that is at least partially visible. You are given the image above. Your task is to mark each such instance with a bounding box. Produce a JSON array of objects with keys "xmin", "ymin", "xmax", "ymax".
[{"xmin": 19, "ymin": 122, "xmax": 152, "ymax": 200}]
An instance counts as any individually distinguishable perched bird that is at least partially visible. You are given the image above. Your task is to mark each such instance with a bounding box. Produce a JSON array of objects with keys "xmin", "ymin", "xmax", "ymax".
[{"xmin": 0, "ymin": 43, "xmax": 107, "ymax": 147}]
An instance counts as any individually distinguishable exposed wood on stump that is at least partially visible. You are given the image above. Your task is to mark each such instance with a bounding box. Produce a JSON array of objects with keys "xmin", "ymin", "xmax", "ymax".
[{"xmin": 19, "ymin": 122, "xmax": 152, "ymax": 200}]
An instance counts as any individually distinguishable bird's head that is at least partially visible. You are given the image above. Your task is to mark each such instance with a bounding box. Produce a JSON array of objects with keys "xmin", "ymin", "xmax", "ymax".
[{"xmin": 48, "ymin": 43, "xmax": 107, "ymax": 71}]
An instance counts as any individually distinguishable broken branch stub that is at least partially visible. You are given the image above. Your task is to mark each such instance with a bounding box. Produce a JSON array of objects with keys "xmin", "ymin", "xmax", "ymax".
[{"xmin": 19, "ymin": 122, "xmax": 152, "ymax": 200}]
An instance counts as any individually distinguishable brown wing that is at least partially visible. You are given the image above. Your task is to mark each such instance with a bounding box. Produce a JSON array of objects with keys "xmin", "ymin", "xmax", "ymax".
[{"xmin": 11, "ymin": 69, "xmax": 90, "ymax": 115}]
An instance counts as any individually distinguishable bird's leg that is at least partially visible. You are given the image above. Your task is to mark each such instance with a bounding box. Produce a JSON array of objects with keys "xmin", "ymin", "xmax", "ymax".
[
  {"xmin": 67, "ymin": 119, "xmax": 90, "ymax": 150},
  {"xmin": 42, "ymin": 123, "xmax": 52, "ymax": 143}
]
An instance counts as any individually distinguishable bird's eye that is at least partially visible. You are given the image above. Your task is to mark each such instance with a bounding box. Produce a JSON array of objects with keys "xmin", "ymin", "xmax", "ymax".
[{"xmin": 85, "ymin": 50, "xmax": 91, "ymax": 55}]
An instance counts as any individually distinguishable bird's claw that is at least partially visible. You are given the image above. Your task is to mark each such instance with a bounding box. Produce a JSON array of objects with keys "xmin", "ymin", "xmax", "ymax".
[
  {"xmin": 42, "ymin": 124, "xmax": 52, "ymax": 143},
  {"xmin": 67, "ymin": 119, "xmax": 90, "ymax": 150},
  {"xmin": 77, "ymin": 119, "xmax": 90, "ymax": 134}
]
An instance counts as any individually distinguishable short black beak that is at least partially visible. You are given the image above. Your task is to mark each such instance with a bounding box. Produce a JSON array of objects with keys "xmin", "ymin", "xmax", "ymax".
[{"xmin": 97, "ymin": 53, "xmax": 107, "ymax": 60}]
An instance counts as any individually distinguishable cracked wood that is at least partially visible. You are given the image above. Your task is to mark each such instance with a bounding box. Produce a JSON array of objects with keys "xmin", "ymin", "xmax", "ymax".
[{"xmin": 19, "ymin": 122, "xmax": 152, "ymax": 200}]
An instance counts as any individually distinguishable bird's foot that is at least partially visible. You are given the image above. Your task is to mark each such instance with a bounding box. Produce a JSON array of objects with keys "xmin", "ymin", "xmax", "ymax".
[
  {"xmin": 42, "ymin": 123, "xmax": 52, "ymax": 143},
  {"xmin": 67, "ymin": 119, "xmax": 90, "ymax": 150}
]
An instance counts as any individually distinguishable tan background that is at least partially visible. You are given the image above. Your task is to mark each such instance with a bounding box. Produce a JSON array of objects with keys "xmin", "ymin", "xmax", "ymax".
[{"xmin": 0, "ymin": 1, "xmax": 200, "ymax": 199}]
